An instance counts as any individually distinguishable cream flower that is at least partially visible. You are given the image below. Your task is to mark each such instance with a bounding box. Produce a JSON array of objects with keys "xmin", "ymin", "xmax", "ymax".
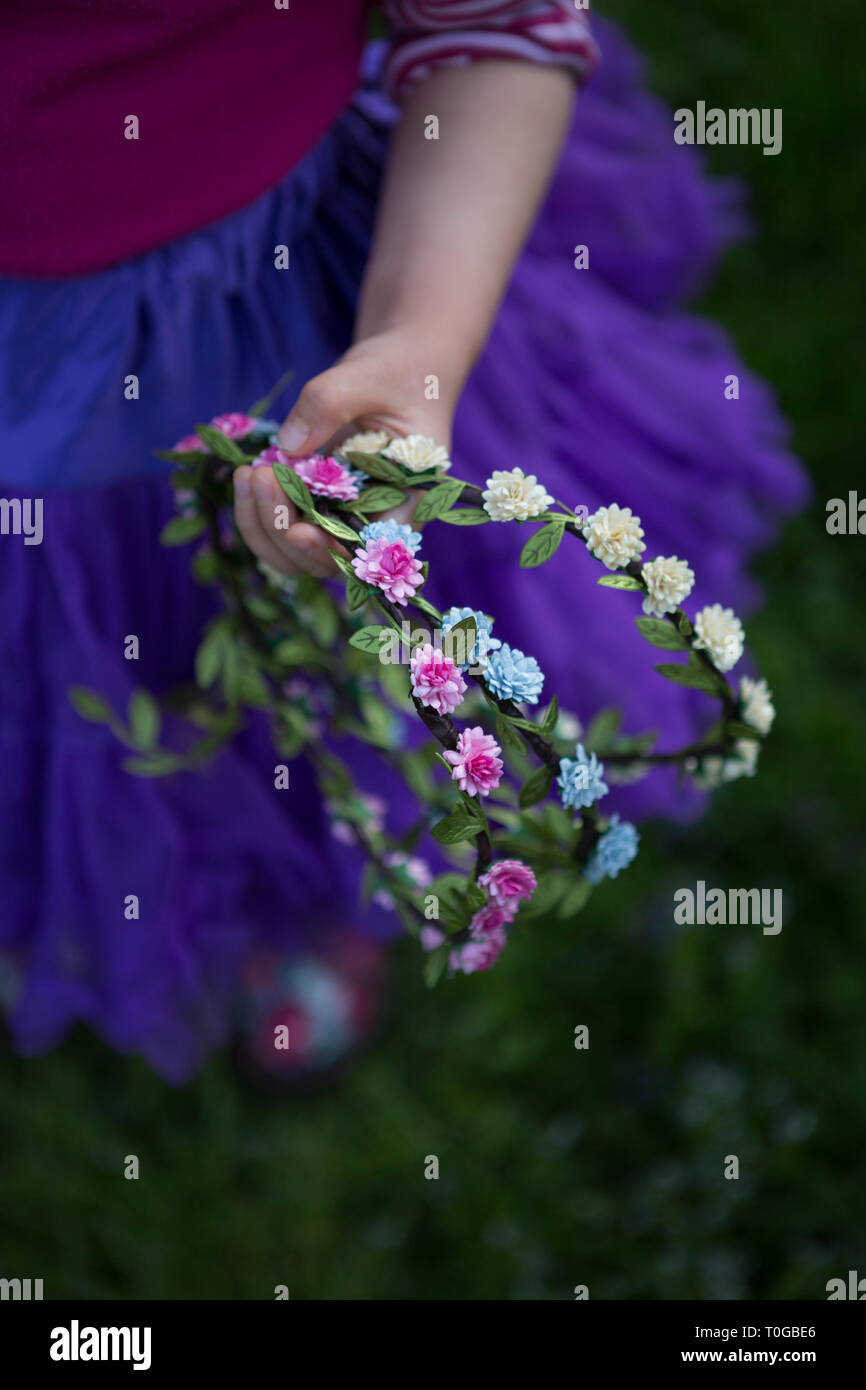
[
  {"xmin": 688, "ymin": 739, "xmax": 758, "ymax": 789},
  {"xmin": 340, "ymin": 429, "xmax": 391, "ymax": 455},
  {"xmin": 582, "ymin": 504, "xmax": 646, "ymax": 570},
  {"xmin": 733, "ymin": 739, "xmax": 760, "ymax": 776},
  {"xmin": 382, "ymin": 434, "xmax": 451, "ymax": 474},
  {"xmin": 641, "ymin": 555, "xmax": 695, "ymax": 617},
  {"xmin": 482, "ymin": 467, "xmax": 554, "ymax": 522},
  {"xmin": 739, "ymin": 676, "xmax": 775, "ymax": 734},
  {"xmin": 692, "ymin": 604, "xmax": 744, "ymax": 671}
]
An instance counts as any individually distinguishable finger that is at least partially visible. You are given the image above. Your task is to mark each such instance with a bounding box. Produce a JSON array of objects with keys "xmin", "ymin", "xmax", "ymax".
[
  {"xmin": 283, "ymin": 520, "xmax": 349, "ymax": 579},
  {"xmin": 275, "ymin": 364, "xmax": 379, "ymax": 457},
  {"xmin": 252, "ymin": 467, "xmax": 337, "ymax": 579},
  {"xmin": 234, "ymin": 466, "xmax": 301, "ymax": 575}
]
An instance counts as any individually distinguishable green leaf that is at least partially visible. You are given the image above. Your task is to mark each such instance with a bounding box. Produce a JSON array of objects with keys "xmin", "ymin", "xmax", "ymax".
[
  {"xmin": 191, "ymin": 547, "xmax": 220, "ymax": 585},
  {"xmin": 154, "ymin": 449, "xmax": 203, "ymax": 466},
  {"xmin": 353, "ymin": 485, "xmax": 405, "ymax": 513},
  {"xmin": 442, "ymin": 615, "xmax": 477, "ymax": 666},
  {"xmin": 465, "ymin": 882, "xmax": 486, "ymax": 913},
  {"xmin": 194, "ymin": 622, "xmax": 230, "ymax": 688},
  {"xmin": 430, "ymin": 812, "xmax": 482, "ymax": 845},
  {"xmin": 345, "ymin": 575, "xmax": 371, "ymax": 612},
  {"xmin": 520, "ymin": 518, "xmax": 566, "ymax": 568},
  {"xmin": 412, "ymin": 478, "xmax": 465, "ymax": 523},
  {"xmin": 521, "ymin": 874, "xmax": 568, "ymax": 918},
  {"xmin": 496, "ymin": 714, "xmax": 525, "ymax": 756},
  {"xmin": 218, "ymin": 642, "xmax": 240, "ymax": 702},
  {"xmin": 378, "ymin": 656, "xmax": 411, "ymax": 705},
  {"xmin": 584, "ymin": 706, "xmax": 621, "ymax": 750},
  {"xmin": 306, "ymin": 510, "xmax": 358, "ymax": 544},
  {"xmin": 438, "ymin": 508, "xmax": 489, "ymax": 525},
  {"xmin": 505, "ymin": 714, "xmax": 543, "ymax": 733},
  {"xmin": 556, "ymin": 877, "xmax": 593, "ymax": 920},
  {"xmin": 518, "ymin": 764, "xmax": 553, "ymax": 809},
  {"xmin": 677, "ymin": 611, "xmax": 694, "ymax": 637},
  {"xmin": 245, "ymin": 595, "xmax": 281, "ymax": 622},
  {"xmin": 69, "ymin": 687, "xmax": 114, "ymax": 724},
  {"xmin": 597, "ymin": 573, "xmax": 642, "ymax": 590},
  {"xmin": 358, "ymin": 690, "xmax": 397, "ymax": 748},
  {"xmin": 194, "ymin": 423, "xmax": 247, "ymax": 463},
  {"xmin": 273, "ymin": 637, "xmax": 317, "ymax": 666},
  {"xmin": 160, "ymin": 514, "xmax": 207, "ymax": 546},
  {"xmin": 348, "ymin": 625, "xmax": 389, "ymax": 654},
  {"xmin": 236, "ymin": 664, "xmax": 271, "ymax": 708},
  {"xmin": 541, "ymin": 696, "xmax": 559, "ymax": 734},
  {"xmin": 430, "ymin": 872, "xmax": 471, "ymax": 899},
  {"xmin": 329, "ymin": 550, "xmax": 356, "ymax": 579},
  {"xmin": 424, "ymin": 947, "xmax": 448, "ymax": 989},
  {"xmin": 542, "ymin": 799, "xmax": 577, "ymax": 842},
  {"xmin": 635, "ymin": 616, "xmax": 690, "ymax": 651},
  {"xmin": 654, "ymin": 659, "xmax": 724, "ymax": 696},
  {"xmin": 304, "ymin": 588, "xmax": 339, "ymax": 646},
  {"xmin": 343, "ymin": 451, "xmax": 408, "ymax": 486},
  {"xmin": 127, "ymin": 690, "xmax": 161, "ymax": 750},
  {"xmin": 725, "ymin": 720, "xmax": 765, "ymax": 742},
  {"xmin": 272, "ymin": 461, "xmax": 314, "ymax": 512},
  {"xmin": 122, "ymin": 753, "xmax": 181, "ymax": 778},
  {"xmin": 412, "ymin": 594, "xmax": 442, "ymax": 620}
]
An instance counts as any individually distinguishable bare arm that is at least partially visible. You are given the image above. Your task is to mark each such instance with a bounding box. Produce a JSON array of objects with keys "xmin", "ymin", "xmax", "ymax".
[{"xmin": 235, "ymin": 60, "xmax": 576, "ymax": 576}]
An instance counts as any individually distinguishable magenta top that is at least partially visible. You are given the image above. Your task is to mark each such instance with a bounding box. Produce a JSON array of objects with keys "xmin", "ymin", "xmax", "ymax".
[{"xmin": 1, "ymin": 1, "xmax": 597, "ymax": 279}]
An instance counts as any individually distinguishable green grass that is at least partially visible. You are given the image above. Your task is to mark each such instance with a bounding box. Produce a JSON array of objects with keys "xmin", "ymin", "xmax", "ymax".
[{"xmin": 2, "ymin": 0, "xmax": 865, "ymax": 1299}]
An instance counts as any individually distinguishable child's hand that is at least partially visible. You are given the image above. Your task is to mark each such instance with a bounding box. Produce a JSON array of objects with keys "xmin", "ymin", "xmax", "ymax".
[{"xmin": 233, "ymin": 328, "xmax": 455, "ymax": 578}]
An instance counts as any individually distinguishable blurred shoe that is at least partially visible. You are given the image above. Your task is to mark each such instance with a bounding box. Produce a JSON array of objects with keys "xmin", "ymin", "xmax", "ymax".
[{"xmin": 231, "ymin": 931, "xmax": 387, "ymax": 1093}]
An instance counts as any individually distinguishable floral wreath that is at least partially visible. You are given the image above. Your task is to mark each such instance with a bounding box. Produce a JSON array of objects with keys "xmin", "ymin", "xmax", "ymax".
[{"xmin": 72, "ymin": 393, "xmax": 775, "ymax": 984}]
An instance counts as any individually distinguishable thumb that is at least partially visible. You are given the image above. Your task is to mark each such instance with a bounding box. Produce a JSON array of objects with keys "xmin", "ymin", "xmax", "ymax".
[{"xmin": 275, "ymin": 364, "xmax": 370, "ymax": 456}]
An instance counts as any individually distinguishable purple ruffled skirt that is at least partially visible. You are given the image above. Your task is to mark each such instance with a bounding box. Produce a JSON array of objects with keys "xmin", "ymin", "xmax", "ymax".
[{"xmin": 0, "ymin": 21, "xmax": 809, "ymax": 1079}]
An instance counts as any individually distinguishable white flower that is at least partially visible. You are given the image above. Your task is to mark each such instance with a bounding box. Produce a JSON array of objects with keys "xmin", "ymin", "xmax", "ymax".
[
  {"xmin": 641, "ymin": 555, "xmax": 695, "ymax": 617},
  {"xmin": 739, "ymin": 676, "xmax": 775, "ymax": 734},
  {"xmin": 692, "ymin": 603, "xmax": 744, "ymax": 671},
  {"xmin": 482, "ymin": 467, "xmax": 554, "ymax": 522},
  {"xmin": 582, "ymin": 504, "xmax": 646, "ymax": 570},
  {"xmin": 383, "ymin": 434, "xmax": 451, "ymax": 474},
  {"xmin": 554, "ymin": 710, "xmax": 582, "ymax": 742},
  {"xmin": 733, "ymin": 739, "xmax": 760, "ymax": 776},
  {"xmin": 340, "ymin": 429, "xmax": 391, "ymax": 455},
  {"xmin": 688, "ymin": 739, "xmax": 759, "ymax": 789},
  {"xmin": 688, "ymin": 738, "xmax": 759, "ymax": 789}
]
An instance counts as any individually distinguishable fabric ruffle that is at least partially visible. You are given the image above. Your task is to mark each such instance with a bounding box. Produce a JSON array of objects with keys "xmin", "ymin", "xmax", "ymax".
[{"xmin": 0, "ymin": 19, "xmax": 809, "ymax": 1077}]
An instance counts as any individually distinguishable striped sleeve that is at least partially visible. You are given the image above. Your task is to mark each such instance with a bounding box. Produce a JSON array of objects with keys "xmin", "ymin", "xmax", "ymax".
[{"xmin": 381, "ymin": 1, "xmax": 600, "ymax": 98}]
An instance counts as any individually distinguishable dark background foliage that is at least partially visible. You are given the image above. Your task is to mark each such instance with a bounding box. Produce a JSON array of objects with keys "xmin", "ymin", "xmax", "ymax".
[{"xmin": 1, "ymin": 0, "xmax": 864, "ymax": 1299}]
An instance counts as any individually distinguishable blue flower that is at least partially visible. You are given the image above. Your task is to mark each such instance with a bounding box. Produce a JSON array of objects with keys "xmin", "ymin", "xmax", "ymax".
[
  {"xmin": 440, "ymin": 607, "xmax": 502, "ymax": 670},
  {"xmin": 557, "ymin": 743, "xmax": 608, "ymax": 810},
  {"xmin": 484, "ymin": 643, "xmax": 545, "ymax": 704},
  {"xmin": 358, "ymin": 518, "xmax": 422, "ymax": 555},
  {"xmin": 250, "ymin": 417, "xmax": 281, "ymax": 440},
  {"xmin": 584, "ymin": 815, "xmax": 640, "ymax": 884}
]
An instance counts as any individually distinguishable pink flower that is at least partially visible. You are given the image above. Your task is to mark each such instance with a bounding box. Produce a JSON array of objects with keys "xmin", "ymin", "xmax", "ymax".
[
  {"xmin": 251, "ymin": 445, "xmax": 292, "ymax": 469},
  {"xmin": 294, "ymin": 454, "xmax": 360, "ymax": 501},
  {"xmin": 211, "ymin": 412, "xmax": 256, "ymax": 439},
  {"xmin": 449, "ymin": 925, "xmax": 507, "ymax": 975},
  {"xmin": 443, "ymin": 726, "xmax": 503, "ymax": 798},
  {"xmin": 478, "ymin": 859, "xmax": 538, "ymax": 912},
  {"xmin": 173, "ymin": 433, "xmax": 207, "ymax": 453},
  {"xmin": 469, "ymin": 903, "xmax": 513, "ymax": 935},
  {"xmin": 410, "ymin": 643, "xmax": 467, "ymax": 715},
  {"xmin": 421, "ymin": 926, "xmax": 445, "ymax": 952},
  {"xmin": 352, "ymin": 537, "xmax": 424, "ymax": 606},
  {"xmin": 384, "ymin": 852, "xmax": 433, "ymax": 888}
]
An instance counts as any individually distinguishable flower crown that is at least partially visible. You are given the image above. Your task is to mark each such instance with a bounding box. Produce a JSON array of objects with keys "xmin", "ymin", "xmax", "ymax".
[{"xmin": 71, "ymin": 405, "xmax": 774, "ymax": 984}]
